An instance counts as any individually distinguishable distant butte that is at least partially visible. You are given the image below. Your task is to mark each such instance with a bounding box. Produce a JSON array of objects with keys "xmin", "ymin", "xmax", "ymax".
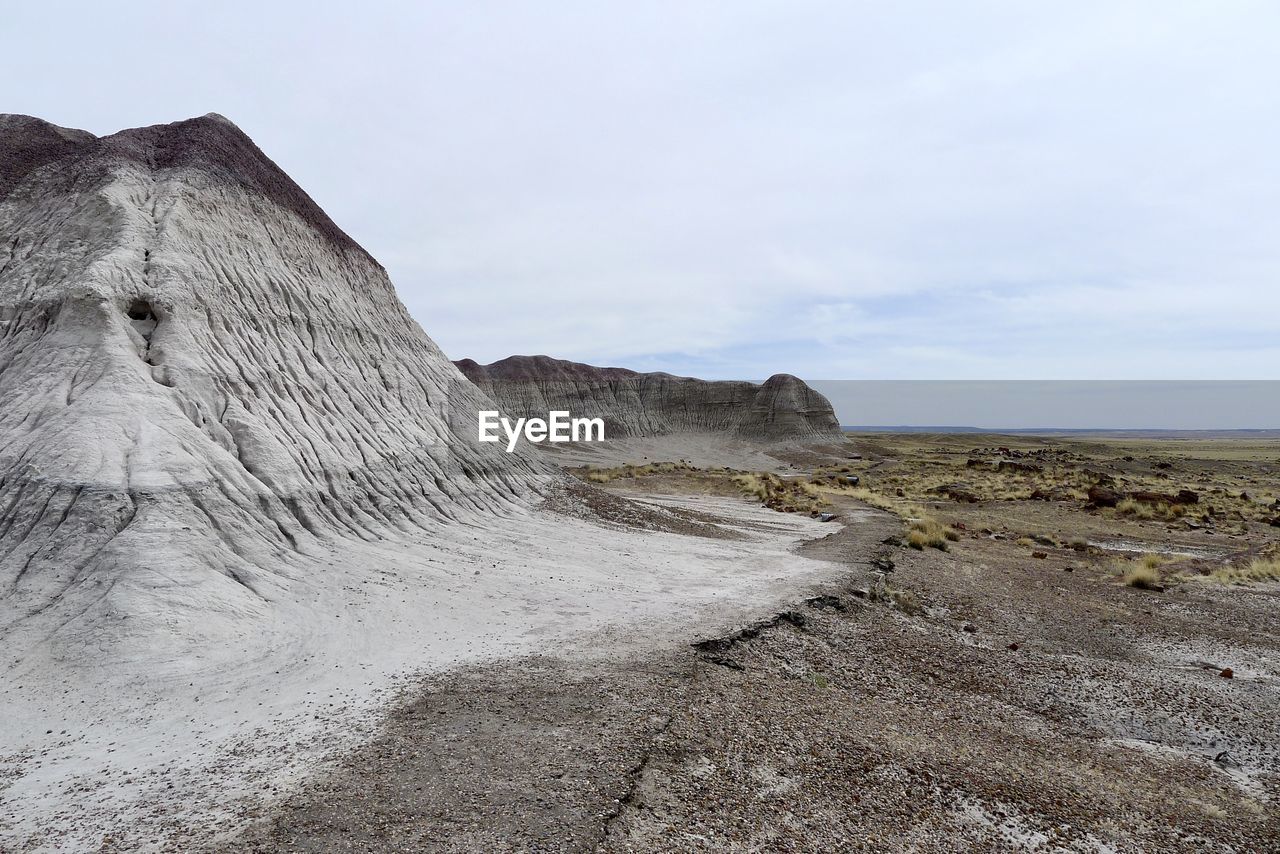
[{"xmin": 455, "ymin": 355, "xmax": 843, "ymax": 442}]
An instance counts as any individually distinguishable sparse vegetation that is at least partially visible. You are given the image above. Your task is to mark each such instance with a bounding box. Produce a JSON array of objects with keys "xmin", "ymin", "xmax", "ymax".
[
  {"xmin": 805, "ymin": 433, "xmax": 1277, "ymax": 529},
  {"xmin": 869, "ymin": 581, "xmax": 924, "ymax": 615},
  {"xmin": 906, "ymin": 515, "xmax": 958, "ymax": 551},
  {"xmin": 840, "ymin": 486, "xmax": 912, "ymax": 514},
  {"xmin": 1114, "ymin": 553, "xmax": 1167, "ymax": 589},
  {"xmin": 1202, "ymin": 555, "xmax": 1280, "ymax": 585},
  {"xmin": 574, "ymin": 462, "xmax": 698, "ymax": 484},
  {"xmin": 1114, "ymin": 497, "xmax": 1200, "ymax": 521},
  {"xmin": 570, "ymin": 463, "xmax": 833, "ymax": 515},
  {"xmin": 733, "ymin": 472, "xmax": 829, "ymax": 514}
]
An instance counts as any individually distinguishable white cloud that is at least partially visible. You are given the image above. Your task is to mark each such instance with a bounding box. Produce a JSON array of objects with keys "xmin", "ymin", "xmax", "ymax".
[{"xmin": 4, "ymin": 1, "xmax": 1278, "ymax": 379}]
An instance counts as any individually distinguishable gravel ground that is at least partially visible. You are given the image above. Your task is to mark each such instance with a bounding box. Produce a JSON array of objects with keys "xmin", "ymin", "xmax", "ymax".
[{"xmin": 222, "ymin": 452, "xmax": 1280, "ymax": 852}]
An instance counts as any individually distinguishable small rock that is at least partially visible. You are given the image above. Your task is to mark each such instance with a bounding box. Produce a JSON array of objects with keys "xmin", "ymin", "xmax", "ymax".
[
  {"xmin": 1007, "ymin": 642, "xmax": 1020, "ymax": 651},
  {"xmin": 872, "ymin": 556, "xmax": 895, "ymax": 572},
  {"xmin": 1220, "ymin": 667, "xmax": 1233, "ymax": 679},
  {"xmin": 1031, "ymin": 551, "xmax": 1048, "ymax": 559},
  {"xmin": 962, "ymin": 623, "xmax": 978, "ymax": 634}
]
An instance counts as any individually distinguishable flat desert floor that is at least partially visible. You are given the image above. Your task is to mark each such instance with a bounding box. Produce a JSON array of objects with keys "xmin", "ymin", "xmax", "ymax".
[
  {"xmin": 236, "ymin": 433, "xmax": 1279, "ymax": 852},
  {"xmin": 5, "ymin": 433, "xmax": 1280, "ymax": 852}
]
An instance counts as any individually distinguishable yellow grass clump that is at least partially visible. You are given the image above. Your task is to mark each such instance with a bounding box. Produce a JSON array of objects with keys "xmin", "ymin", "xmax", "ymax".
[
  {"xmin": 906, "ymin": 515, "xmax": 958, "ymax": 551},
  {"xmin": 1203, "ymin": 556, "xmax": 1280, "ymax": 585},
  {"xmin": 1115, "ymin": 553, "xmax": 1166, "ymax": 589}
]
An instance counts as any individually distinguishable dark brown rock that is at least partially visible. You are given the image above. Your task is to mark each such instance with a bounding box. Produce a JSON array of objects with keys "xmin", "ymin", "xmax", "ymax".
[{"xmin": 1087, "ymin": 486, "xmax": 1121, "ymax": 508}]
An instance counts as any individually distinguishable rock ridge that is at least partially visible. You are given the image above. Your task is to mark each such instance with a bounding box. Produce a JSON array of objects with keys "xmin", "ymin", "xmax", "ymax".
[{"xmin": 455, "ymin": 355, "xmax": 842, "ymax": 442}]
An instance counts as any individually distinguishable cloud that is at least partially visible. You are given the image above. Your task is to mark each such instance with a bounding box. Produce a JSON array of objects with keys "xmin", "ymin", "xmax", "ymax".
[{"xmin": 4, "ymin": 1, "xmax": 1278, "ymax": 380}]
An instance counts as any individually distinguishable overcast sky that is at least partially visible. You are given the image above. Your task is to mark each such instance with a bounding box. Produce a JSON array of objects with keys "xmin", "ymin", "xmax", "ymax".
[{"xmin": 4, "ymin": 2, "xmax": 1279, "ymax": 382}]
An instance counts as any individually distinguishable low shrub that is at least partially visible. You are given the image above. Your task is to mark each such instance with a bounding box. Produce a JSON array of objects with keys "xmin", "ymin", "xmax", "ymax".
[
  {"xmin": 1115, "ymin": 553, "xmax": 1166, "ymax": 589},
  {"xmin": 906, "ymin": 516, "xmax": 956, "ymax": 551}
]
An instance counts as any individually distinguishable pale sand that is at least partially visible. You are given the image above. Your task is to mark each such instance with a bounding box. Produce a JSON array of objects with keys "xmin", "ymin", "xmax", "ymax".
[{"xmin": 0, "ymin": 494, "xmax": 856, "ymax": 851}]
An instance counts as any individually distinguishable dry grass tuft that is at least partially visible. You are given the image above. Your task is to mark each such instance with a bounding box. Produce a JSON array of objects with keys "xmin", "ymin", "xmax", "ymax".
[
  {"xmin": 906, "ymin": 515, "xmax": 957, "ymax": 551},
  {"xmin": 1115, "ymin": 553, "xmax": 1166, "ymax": 589},
  {"xmin": 1116, "ymin": 498, "xmax": 1156, "ymax": 520},
  {"xmin": 1122, "ymin": 564, "xmax": 1163, "ymax": 589},
  {"xmin": 1202, "ymin": 556, "xmax": 1280, "ymax": 585}
]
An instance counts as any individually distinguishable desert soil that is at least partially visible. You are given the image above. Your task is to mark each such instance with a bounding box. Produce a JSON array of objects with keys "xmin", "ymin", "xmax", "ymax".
[{"xmin": 224, "ymin": 433, "xmax": 1280, "ymax": 853}]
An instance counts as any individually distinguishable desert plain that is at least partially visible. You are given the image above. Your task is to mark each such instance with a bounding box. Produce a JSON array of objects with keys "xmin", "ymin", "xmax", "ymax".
[{"xmin": 223, "ymin": 431, "xmax": 1280, "ymax": 853}]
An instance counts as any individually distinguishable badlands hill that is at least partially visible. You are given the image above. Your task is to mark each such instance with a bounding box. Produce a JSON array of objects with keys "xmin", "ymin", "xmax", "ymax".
[
  {"xmin": 455, "ymin": 355, "xmax": 843, "ymax": 442},
  {"xmin": 0, "ymin": 113, "xmax": 548, "ymax": 660}
]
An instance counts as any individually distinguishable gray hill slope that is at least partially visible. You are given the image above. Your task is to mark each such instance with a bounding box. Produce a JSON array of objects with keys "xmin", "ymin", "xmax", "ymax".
[
  {"xmin": 455, "ymin": 355, "xmax": 842, "ymax": 442},
  {"xmin": 0, "ymin": 113, "xmax": 549, "ymax": 661}
]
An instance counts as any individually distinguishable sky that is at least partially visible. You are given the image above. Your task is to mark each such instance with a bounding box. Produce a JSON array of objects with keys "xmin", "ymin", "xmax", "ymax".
[{"xmin": 3, "ymin": 1, "xmax": 1280, "ymax": 383}]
